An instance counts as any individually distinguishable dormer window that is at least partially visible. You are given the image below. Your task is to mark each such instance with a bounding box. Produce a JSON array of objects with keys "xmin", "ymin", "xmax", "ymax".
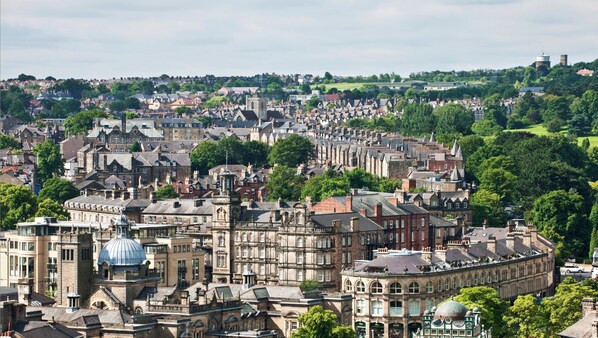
[{"xmin": 446, "ymin": 202, "xmax": 452, "ymax": 209}]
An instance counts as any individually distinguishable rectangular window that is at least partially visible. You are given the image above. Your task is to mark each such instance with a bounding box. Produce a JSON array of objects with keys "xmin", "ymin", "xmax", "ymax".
[
  {"xmin": 408, "ymin": 300, "xmax": 420, "ymax": 316},
  {"xmin": 356, "ymin": 299, "xmax": 366, "ymax": 314},
  {"xmin": 371, "ymin": 300, "xmax": 383, "ymax": 316},
  {"xmin": 390, "ymin": 301, "xmax": 403, "ymax": 316},
  {"xmin": 297, "ymin": 253, "xmax": 304, "ymax": 264},
  {"xmin": 401, "ymin": 232, "xmax": 405, "ymax": 243},
  {"xmin": 317, "ymin": 270, "xmax": 324, "ymax": 282}
]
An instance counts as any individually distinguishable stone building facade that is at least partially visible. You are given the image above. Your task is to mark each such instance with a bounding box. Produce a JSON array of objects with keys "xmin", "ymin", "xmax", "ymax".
[
  {"xmin": 209, "ymin": 170, "xmax": 384, "ymax": 291},
  {"xmin": 341, "ymin": 223, "xmax": 554, "ymax": 338}
]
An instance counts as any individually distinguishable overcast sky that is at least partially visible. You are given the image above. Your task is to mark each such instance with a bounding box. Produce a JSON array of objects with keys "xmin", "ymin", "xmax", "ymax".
[{"xmin": 1, "ymin": 0, "xmax": 597, "ymax": 80}]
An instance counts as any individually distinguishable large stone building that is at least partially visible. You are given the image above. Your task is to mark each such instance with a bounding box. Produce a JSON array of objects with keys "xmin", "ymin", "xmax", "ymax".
[
  {"xmin": 313, "ymin": 189, "xmax": 431, "ymax": 251},
  {"xmin": 210, "ymin": 170, "xmax": 384, "ymax": 291},
  {"xmin": 341, "ymin": 221, "xmax": 554, "ymax": 338}
]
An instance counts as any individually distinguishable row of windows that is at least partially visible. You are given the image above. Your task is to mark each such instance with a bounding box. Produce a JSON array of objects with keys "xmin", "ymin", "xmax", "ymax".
[
  {"xmin": 173, "ymin": 244, "xmax": 192, "ymax": 253},
  {"xmin": 8, "ymin": 241, "xmax": 34, "ymax": 251},
  {"xmin": 346, "ymin": 273, "xmax": 505, "ymax": 294},
  {"xmin": 356, "ymin": 299, "xmax": 434, "ymax": 317}
]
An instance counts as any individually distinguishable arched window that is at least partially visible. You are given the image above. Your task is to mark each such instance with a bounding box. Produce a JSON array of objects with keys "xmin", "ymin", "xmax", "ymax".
[
  {"xmin": 426, "ymin": 281, "xmax": 433, "ymax": 293},
  {"xmin": 297, "ymin": 238, "xmax": 304, "ymax": 247},
  {"xmin": 344, "ymin": 279, "xmax": 353, "ymax": 292},
  {"xmin": 242, "ymin": 233, "xmax": 247, "ymax": 241},
  {"xmin": 259, "ymin": 233, "xmax": 265, "ymax": 242},
  {"xmin": 452, "ymin": 277, "xmax": 457, "ymax": 289},
  {"xmin": 409, "ymin": 282, "xmax": 420, "ymax": 294},
  {"xmin": 445, "ymin": 278, "xmax": 450, "ymax": 290},
  {"xmin": 248, "ymin": 232, "xmax": 253, "ymax": 242},
  {"xmin": 389, "ymin": 282, "xmax": 402, "ymax": 294},
  {"xmin": 371, "ymin": 281, "xmax": 383, "ymax": 294},
  {"xmin": 356, "ymin": 280, "xmax": 365, "ymax": 293}
]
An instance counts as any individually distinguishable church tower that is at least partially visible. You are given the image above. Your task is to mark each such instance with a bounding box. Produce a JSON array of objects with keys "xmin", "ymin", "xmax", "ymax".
[{"xmin": 211, "ymin": 170, "xmax": 242, "ymax": 283}]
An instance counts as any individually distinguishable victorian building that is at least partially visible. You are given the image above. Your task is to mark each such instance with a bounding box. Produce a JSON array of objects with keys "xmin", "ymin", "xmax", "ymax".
[{"xmin": 341, "ymin": 221, "xmax": 554, "ymax": 338}]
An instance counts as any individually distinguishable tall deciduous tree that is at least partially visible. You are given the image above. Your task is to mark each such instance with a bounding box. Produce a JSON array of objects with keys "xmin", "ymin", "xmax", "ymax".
[
  {"xmin": 265, "ymin": 166, "xmax": 304, "ymax": 202},
  {"xmin": 0, "ymin": 135, "xmax": 20, "ymax": 149},
  {"xmin": 35, "ymin": 199, "xmax": 69, "ymax": 220},
  {"xmin": 291, "ymin": 305, "xmax": 356, "ymax": 338},
  {"xmin": 453, "ymin": 287, "xmax": 508, "ymax": 337},
  {"xmin": 503, "ymin": 294, "xmax": 549, "ymax": 338},
  {"xmin": 434, "ymin": 103, "xmax": 474, "ymax": 135},
  {"xmin": 542, "ymin": 277, "xmax": 598, "ymax": 335},
  {"xmin": 33, "ymin": 140, "xmax": 65, "ymax": 185},
  {"xmin": 190, "ymin": 141, "xmax": 224, "ymax": 174},
  {"xmin": 471, "ymin": 189, "xmax": 505, "ymax": 226},
  {"xmin": 64, "ymin": 109, "xmax": 107, "ymax": 136},
  {"xmin": 268, "ymin": 134, "xmax": 315, "ymax": 168},
  {"xmin": 38, "ymin": 177, "xmax": 79, "ymax": 204},
  {"xmin": 0, "ymin": 183, "xmax": 37, "ymax": 230},
  {"xmin": 530, "ymin": 190, "xmax": 590, "ymax": 261}
]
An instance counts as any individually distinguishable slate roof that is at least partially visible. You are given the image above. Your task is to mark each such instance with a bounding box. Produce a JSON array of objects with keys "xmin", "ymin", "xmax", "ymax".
[
  {"xmin": 142, "ymin": 199, "xmax": 213, "ymax": 215},
  {"xmin": 352, "ymin": 250, "xmax": 432, "ymax": 274},
  {"xmin": 559, "ymin": 312, "xmax": 595, "ymax": 338},
  {"xmin": 310, "ymin": 212, "xmax": 382, "ymax": 232}
]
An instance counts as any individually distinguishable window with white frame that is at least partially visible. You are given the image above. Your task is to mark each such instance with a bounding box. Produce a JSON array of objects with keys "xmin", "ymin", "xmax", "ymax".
[
  {"xmin": 409, "ymin": 282, "xmax": 420, "ymax": 294},
  {"xmin": 390, "ymin": 301, "xmax": 403, "ymax": 316},
  {"xmin": 371, "ymin": 281, "xmax": 383, "ymax": 294},
  {"xmin": 356, "ymin": 299, "xmax": 366, "ymax": 314},
  {"xmin": 345, "ymin": 279, "xmax": 353, "ymax": 292},
  {"xmin": 356, "ymin": 280, "xmax": 365, "ymax": 293},
  {"xmin": 371, "ymin": 300, "xmax": 383, "ymax": 316},
  {"xmin": 390, "ymin": 282, "xmax": 402, "ymax": 294},
  {"xmin": 426, "ymin": 281, "xmax": 433, "ymax": 293},
  {"xmin": 408, "ymin": 300, "xmax": 420, "ymax": 316}
]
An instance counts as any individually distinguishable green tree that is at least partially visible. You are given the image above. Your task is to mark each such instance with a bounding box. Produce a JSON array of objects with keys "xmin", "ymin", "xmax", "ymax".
[
  {"xmin": 457, "ymin": 135, "xmax": 485, "ymax": 159},
  {"xmin": 35, "ymin": 199, "xmax": 69, "ymax": 220},
  {"xmin": 0, "ymin": 183, "xmax": 37, "ymax": 230},
  {"xmin": 265, "ymin": 166, "xmax": 305, "ymax": 201},
  {"xmin": 542, "ymin": 277, "xmax": 598, "ymax": 334},
  {"xmin": 530, "ymin": 190, "xmax": 590, "ymax": 260},
  {"xmin": 400, "ymin": 103, "xmax": 435, "ymax": 136},
  {"xmin": 301, "ymin": 174, "xmax": 349, "ymax": 202},
  {"xmin": 344, "ymin": 169, "xmax": 377, "ymax": 190},
  {"xmin": 174, "ymin": 106, "xmax": 193, "ymax": 117},
  {"xmin": 38, "ymin": 177, "xmax": 79, "ymax": 204},
  {"xmin": 304, "ymin": 96, "xmax": 321, "ymax": 111},
  {"xmin": 376, "ymin": 177, "xmax": 402, "ymax": 193},
  {"xmin": 154, "ymin": 185, "xmax": 179, "ymax": 200},
  {"xmin": 503, "ymin": 294, "xmax": 549, "ymax": 338},
  {"xmin": 32, "ymin": 140, "xmax": 65, "ymax": 185},
  {"xmin": 242, "ymin": 141, "xmax": 269, "ymax": 168},
  {"xmin": 291, "ymin": 305, "xmax": 356, "ymax": 338},
  {"xmin": 269, "ymin": 134, "xmax": 315, "ymax": 168},
  {"xmin": 453, "ymin": 287, "xmax": 508, "ymax": 337},
  {"xmin": 299, "ymin": 280, "xmax": 321, "ymax": 291},
  {"xmin": 478, "ymin": 168, "xmax": 518, "ymax": 203},
  {"xmin": 190, "ymin": 141, "xmax": 224, "ymax": 174},
  {"xmin": 434, "ymin": 103, "xmax": 474, "ymax": 135},
  {"xmin": 124, "ymin": 97, "xmax": 141, "ymax": 109},
  {"xmin": 64, "ymin": 109, "xmax": 107, "ymax": 136},
  {"xmin": 51, "ymin": 99, "xmax": 81, "ymax": 117},
  {"xmin": 588, "ymin": 202, "xmax": 598, "ymax": 258},
  {"xmin": 129, "ymin": 141, "xmax": 142, "ymax": 153},
  {"xmin": 471, "ymin": 119, "xmax": 503, "ymax": 136},
  {"xmin": 0, "ymin": 135, "xmax": 20, "ymax": 149},
  {"xmin": 109, "ymin": 100, "xmax": 127, "ymax": 112},
  {"xmin": 471, "ymin": 189, "xmax": 505, "ymax": 226}
]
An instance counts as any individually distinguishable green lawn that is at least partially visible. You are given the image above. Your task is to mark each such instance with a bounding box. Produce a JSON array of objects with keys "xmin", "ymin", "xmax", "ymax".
[{"xmin": 507, "ymin": 124, "xmax": 598, "ymax": 149}]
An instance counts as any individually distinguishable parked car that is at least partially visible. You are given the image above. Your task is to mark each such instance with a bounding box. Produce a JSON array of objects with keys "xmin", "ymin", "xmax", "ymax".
[{"xmin": 563, "ymin": 265, "xmax": 584, "ymax": 273}]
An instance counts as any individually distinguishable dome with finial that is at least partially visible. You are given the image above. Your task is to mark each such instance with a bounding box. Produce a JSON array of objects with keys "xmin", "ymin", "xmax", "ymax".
[
  {"xmin": 433, "ymin": 299, "xmax": 469, "ymax": 321},
  {"xmin": 98, "ymin": 214, "xmax": 146, "ymax": 267}
]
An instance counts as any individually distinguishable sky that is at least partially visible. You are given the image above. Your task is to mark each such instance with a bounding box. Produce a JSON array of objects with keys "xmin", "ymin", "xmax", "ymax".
[{"xmin": 1, "ymin": 0, "xmax": 597, "ymax": 80}]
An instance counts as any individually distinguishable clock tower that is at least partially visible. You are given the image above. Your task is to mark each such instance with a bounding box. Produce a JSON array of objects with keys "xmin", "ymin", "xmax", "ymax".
[{"xmin": 211, "ymin": 169, "xmax": 242, "ymax": 283}]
